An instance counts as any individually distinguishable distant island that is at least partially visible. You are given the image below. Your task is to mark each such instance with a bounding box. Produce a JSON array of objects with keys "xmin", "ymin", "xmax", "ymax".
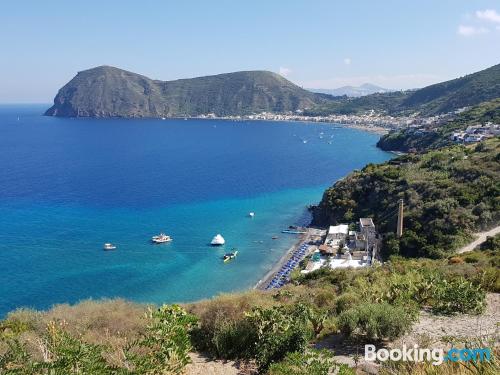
[{"xmin": 44, "ymin": 66, "xmax": 327, "ymax": 118}]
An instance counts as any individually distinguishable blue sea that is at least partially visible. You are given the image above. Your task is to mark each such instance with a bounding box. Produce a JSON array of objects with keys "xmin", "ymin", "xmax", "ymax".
[{"xmin": 0, "ymin": 105, "xmax": 392, "ymax": 317}]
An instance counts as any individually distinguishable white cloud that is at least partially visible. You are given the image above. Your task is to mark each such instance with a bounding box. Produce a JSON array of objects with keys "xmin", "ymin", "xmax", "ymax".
[
  {"xmin": 279, "ymin": 67, "xmax": 292, "ymax": 77},
  {"xmin": 457, "ymin": 25, "xmax": 489, "ymax": 37},
  {"xmin": 343, "ymin": 58, "xmax": 351, "ymax": 65},
  {"xmin": 476, "ymin": 9, "xmax": 500, "ymax": 23}
]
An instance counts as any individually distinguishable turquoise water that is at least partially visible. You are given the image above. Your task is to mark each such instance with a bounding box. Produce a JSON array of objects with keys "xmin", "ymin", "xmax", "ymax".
[{"xmin": 0, "ymin": 105, "xmax": 392, "ymax": 316}]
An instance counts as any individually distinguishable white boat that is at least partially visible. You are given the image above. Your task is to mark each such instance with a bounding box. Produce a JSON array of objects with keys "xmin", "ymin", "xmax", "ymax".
[
  {"xmin": 211, "ymin": 234, "xmax": 225, "ymax": 246},
  {"xmin": 161, "ymin": 117, "xmax": 166, "ymax": 120},
  {"xmin": 248, "ymin": 212, "xmax": 255, "ymax": 218},
  {"xmin": 103, "ymin": 243, "xmax": 116, "ymax": 251},
  {"xmin": 152, "ymin": 233, "xmax": 172, "ymax": 244}
]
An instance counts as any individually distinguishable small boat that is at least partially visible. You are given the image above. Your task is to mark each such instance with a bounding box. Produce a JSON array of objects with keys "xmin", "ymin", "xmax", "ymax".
[
  {"xmin": 103, "ymin": 243, "xmax": 116, "ymax": 251},
  {"xmin": 161, "ymin": 117, "xmax": 166, "ymax": 120},
  {"xmin": 302, "ymin": 140, "xmax": 308, "ymax": 144},
  {"xmin": 211, "ymin": 234, "xmax": 225, "ymax": 246},
  {"xmin": 151, "ymin": 233, "xmax": 172, "ymax": 244},
  {"xmin": 223, "ymin": 250, "xmax": 238, "ymax": 262},
  {"xmin": 272, "ymin": 236, "xmax": 279, "ymax": 240},
  {"xmin": 248, "ymin": 212, "xmax": 255, "ymax": 218}
]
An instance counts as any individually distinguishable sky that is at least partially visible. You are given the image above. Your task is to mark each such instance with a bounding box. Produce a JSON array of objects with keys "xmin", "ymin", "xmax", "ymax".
[{"xmin": 1, "ymin": 0, "xmax": 500, "ymax": 102}]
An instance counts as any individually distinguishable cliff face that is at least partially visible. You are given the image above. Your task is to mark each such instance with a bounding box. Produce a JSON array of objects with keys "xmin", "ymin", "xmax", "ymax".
[{"xmin": 45, "ymin": 66, "xmax": 322, "ymax": 118}]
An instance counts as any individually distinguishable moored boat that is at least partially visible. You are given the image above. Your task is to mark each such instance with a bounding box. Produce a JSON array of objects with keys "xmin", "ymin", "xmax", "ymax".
[
  {"xmin": 211, "ymin": 234, "xmax": 225, "ymax": 246},
  {"xmin": 151, "ymin": 233, "xmax": 172, "ymax": 243},
  {"xmin": 223, "ymin": 250, "xmax": 238, "ymax": 262}
]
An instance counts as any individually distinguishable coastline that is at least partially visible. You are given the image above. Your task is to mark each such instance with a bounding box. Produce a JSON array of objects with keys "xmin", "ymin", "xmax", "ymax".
[
  {"xmin": 254, "ymin": 233, "xmax": 308, "ymax": 290},
  {"xmin": 340, "ymin": 123, "xmax": 389, "ymax": 135},
  {"xmin": 254, "ymin": 228, "xmax": 324, "ymax": 290},
  {"xmin": 168, "ymin": 115, "xmax": 391, "ymax": 135}
]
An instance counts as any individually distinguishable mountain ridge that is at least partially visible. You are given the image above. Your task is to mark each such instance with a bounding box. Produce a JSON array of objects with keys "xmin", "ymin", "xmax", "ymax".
[
  {"xmin": 45, "ymin": 66, "xmax": 324, "ymax": 118},
  {"xmin": 305, "ymin": 63, "xmax": 500, "ymax": 116},
  {"xmin": 309, "ymin": 83, "xmax": 391, "ymax": 97}
]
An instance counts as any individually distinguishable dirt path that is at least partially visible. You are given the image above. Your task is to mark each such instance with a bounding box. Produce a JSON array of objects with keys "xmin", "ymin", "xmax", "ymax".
[
  {"xmin": 395, "ymin": 293, "xmax": 500, "ymax": 347},
  {"xmin": 185, "ymin": 353, "xmax": 256, "ymax": 375},
  {"xmin": 456, "ymin": 225, "xmax": 500, "ymax": 254},
  {"xmin": 314, "ymin": 294, "xmax": 500, "ymax": 373}
]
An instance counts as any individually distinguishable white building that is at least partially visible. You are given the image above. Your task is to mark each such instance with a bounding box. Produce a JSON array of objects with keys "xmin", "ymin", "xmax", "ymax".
[{"xmin": 324, "ymin": 224, "xmax": 349, "ymax": 249}]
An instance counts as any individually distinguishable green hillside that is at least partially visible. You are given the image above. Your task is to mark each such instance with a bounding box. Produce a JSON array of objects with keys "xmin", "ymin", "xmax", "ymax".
[
  {"xmin": 306, "ymin": 63, "xmax": 500, "ymax": 116},
  {"xmin": 377, "ymin": 98, "xmax": 500, "ymax": 152},
  {"xmin": 45, "ymin": 66, "xmax": 324, "ymax": 118},
  {"xmin": 313, "ymin": 137, "xmax": 500, "ymax": 259}
]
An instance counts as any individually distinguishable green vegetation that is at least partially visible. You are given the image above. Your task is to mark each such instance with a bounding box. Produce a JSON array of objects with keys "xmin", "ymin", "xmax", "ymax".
[
  {"xmin": 337, "ymin": 303, "xmax": 412, "ymax": 340},
  {"xmin": 1, "ymin": 249, "xmax": 497, "ymax": 374},
  {"xmin": 46, "ymin": 63, "xmax": 500, "ymax": 119},
  {"xmin": 479, "ymin": 233, "xmax": 500, "ymax": 251},
  {"xmin": 307, "ymin": 63, "xmax": 500, "ymax": 116},
  {"xmin": 45, "ymin": 66, "xmax": 326, "ymax": 118},
  {"xmin": 304, "ymin": 91, "xmax": 408, "ymax": 116},
  {"xmin": 377, "ymin": 98, "xmax": 500, "ymax": 152},
  {"xmin": 267, "ymin": 350, "xmax": 347, "ymax": 375},
  {"xmin": 0, "ymin": 303, "xmax": 196, "ymax": 374},
  {"xmin": 313, "ymin": 137, "xmax": 500, "ymax": 258}
]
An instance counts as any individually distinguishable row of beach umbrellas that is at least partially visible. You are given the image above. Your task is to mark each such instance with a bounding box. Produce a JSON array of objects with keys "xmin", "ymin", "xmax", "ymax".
[{"xmin": 265, "ymin": 243, "xmax": 308, "ymax": 290}]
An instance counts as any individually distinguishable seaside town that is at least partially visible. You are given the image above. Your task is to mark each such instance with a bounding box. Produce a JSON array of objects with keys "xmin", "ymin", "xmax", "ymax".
[
  {"xmin": 197, "ymin": 107, "xmax": 500, "ymax": 143},
  {"xmin": 198, "ymin": 110, "xmax": 422, "ymax": 131}
]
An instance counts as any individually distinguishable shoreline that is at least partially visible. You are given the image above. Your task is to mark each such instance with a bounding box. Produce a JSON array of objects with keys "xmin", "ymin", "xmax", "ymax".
[
  {"xmin": 170, "ymin": 116, "xmax": 390, "ymax": 135},
  {"xmin": 254, "ymin": 228, "xmax": 317, "ymax": 290}
]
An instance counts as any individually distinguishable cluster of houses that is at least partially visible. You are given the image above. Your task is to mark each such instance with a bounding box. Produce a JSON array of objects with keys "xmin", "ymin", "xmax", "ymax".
[
  {"xmin": 451, "ymin": 123, "xmax": 500, "ymax": 143},
  {"xmin": 302, "ymin": 218, "xmax": 378, "ymax": 274}
]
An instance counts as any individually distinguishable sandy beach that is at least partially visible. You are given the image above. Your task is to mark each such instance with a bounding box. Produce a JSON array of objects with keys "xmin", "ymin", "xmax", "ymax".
[
  {"xmin": 254, "ymin": 233, "xmax": 308, "ymax": 290},
  {"xmin": 254, "ymin": 228, "xmax": 325, "ymax": 290},
  {"xmin": 190, "ymin": 116, "xmax": 392, "ymax": 136},
  {"xmin": 341, "ymin": 123, "xmax": 389, "ymax": 135}
]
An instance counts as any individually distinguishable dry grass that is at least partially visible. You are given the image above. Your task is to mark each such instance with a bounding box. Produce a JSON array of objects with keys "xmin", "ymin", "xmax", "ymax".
[{"xmin": 1, "ymin": 298, "xmax": 149, "ymax": 368}]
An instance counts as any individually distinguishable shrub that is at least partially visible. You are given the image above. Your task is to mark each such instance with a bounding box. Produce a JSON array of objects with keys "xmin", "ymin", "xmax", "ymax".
[
  {"xmin": 306, "ymin": 307, "xmax": 330, "ymax": 338},
  {"xmin": 480, "ymin": 234, "xmax": 500, "ymax": 251},
  {"xmin": 463, "ymin": 254, "xmax": 480, "ymax": 263},
  {"xmin": 268, "ymin": 349, "xmax": 337, "ymax": 375},
  {"xmin": 478, "ymin": 267, "xmax": 500, "ymax": 292},
  {"xmin": 338, "ymin": 303, "xmax": 413, "ymax": 340},
  {"xmin": 1, "ymin": 321, "xmax": 115, "ymax": 374},
  {"xmin": 335, "ymin": 292, "xmax": 359, "ymax": 314},
  {"xmin": 246, "ymin": 304, "xmax": 311, "ymax": 371},
  {"xmin": 431, "ymin": 278, "xmax": 486, "ymax": 315},
  {"xmin": 312, "ymin": 289, "xmax": 336, "ymax": 308},
  {"xmin": 126, "ymin": 304, "xmax": 198, "ymax": 375},
  {"xmin": 208, "ymin": 317, "xmax": 255, "ymax": 359},
  {"xmin": 41, "ymin": 322, "xmax": 114, "ymax": 374}
]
